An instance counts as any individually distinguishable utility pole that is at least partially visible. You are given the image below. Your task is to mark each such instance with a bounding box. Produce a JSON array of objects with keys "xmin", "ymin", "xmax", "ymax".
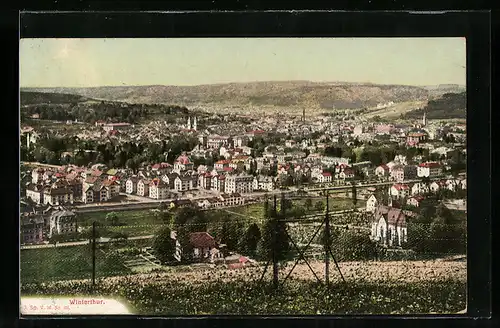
[
  {"xmin": 272, "ymin": 195, "xmax": 279, "ymax": 289},
  {"xmin": 325, "ymin": 191, "xmax": 330, "ymax": 285},
  {"xmin": 92, "ymin": 221, "xmax": 96, "ymax": 287}
]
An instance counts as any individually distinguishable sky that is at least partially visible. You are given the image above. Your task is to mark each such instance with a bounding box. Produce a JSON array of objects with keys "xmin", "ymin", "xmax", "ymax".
[{"xmin": 19, "ymin": 38, "xmax": 466, "ymax": 88}]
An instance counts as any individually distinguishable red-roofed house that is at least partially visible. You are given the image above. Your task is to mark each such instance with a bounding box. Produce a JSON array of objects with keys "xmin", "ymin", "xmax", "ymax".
[
  {"xmin": 407, "ymin": 195, "xmax": 425, "ymax": 207},
  {"xmin": 214, "ymin": 159, "xmax": 231, "ymax": 170},
  {"xmin": 430, "ymin": 180, "xmax": 447, "ymax": 193},
  {"xmin": 406, "ymin": 132, "xmax": 427, "ymax": 146},
  {"xmin": 375, "ymin": 164, "xmax": 390, "ymax": 178},
  {"xmin": 318, "ymin": 171, "xmax": 332, "ymax": 183},
  {"xmin": 189, "ymin": 232, "xmax": 222, "ymax": 261},
  {"xmin": 338, "ymin": 168, "xmax": 355, "ymax": 180},
  {"xmin": 389, "ymin": 184, "xmax": 410, "ymax": 199},
  {"xmin": 417, "ymin": 162, "xmax": 442, "ymax": 178},
  {"xmin": 223, "ymin": 166, "xmax": 234, "ymax": 173},
  {"xmin": 174, "ymin": 153, "xmax": 194, "ymax": 172}
]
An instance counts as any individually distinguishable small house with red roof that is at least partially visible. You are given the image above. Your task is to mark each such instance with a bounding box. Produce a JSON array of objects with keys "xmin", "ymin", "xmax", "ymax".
[
  {"xmin": 417, "ymin": 162, "xmax": 442, "ymax": 178},
  {"xmin": 389, "ymin": 183, "xmax": 410, "ymax": 199},
  {"xmin": 429, "ymin": 180, "xmax": 447, "ymax": 193},
  {"xmin": 318, "ymin": 171, "xmax": 332, "ymax": 183},
  {"xmin": 338, "ymin": 168, "xmax": 355, "ymax": 180},
  {"xmin": 214, "ymin": 159, "xmax": 231, "ymax": 170},
  {"xmin": 173, "ymin": 152, "xmax": 194, "ymax": 172},
  {"xmin": 407, "ymin": 195, "xmax": 425, "ymax": 207},
  {"xmin": 189, "ymin": 232, "xmax": 223, "ymax": 262},
  {"xmin": 406, "ymin": 132, "xmax": 427, "ymax": 146}
]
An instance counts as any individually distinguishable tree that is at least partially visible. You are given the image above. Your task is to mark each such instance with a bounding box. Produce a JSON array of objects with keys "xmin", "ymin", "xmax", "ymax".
[
  {"xmin": 304, "ymin": 198, "xmax": 313, "ymax": 212},
  {"xmin": 105, "ymin": 212, "xmax": 120, "ymax": 226},
  {"xmin": 351, "ymin": 183, "xmax": 358, "ymax": 207},
  {"xmin": 256, "ymin": 199, "xmax": 290, "ymax": 261},
  {"xmin": 330, "ymin": 229, "xmax": 381, "ymax": 261},
  {"xmin": 314, "ymin": 200, "xmax": 325, "ymax": 212},
  {"xmin": 152, "ymin": 226, "xmax": 176, "ymax": 264}
]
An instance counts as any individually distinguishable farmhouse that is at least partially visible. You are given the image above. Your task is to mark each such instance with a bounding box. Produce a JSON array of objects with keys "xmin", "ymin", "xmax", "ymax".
[{"xmin": 189, "ymin": 232, "xmax": 223, "ymax": 262}]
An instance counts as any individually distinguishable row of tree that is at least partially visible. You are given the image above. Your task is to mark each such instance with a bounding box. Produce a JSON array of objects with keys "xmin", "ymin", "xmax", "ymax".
[
  {"xmin": 21, "ymin": 101, "xmax": 189, "ymax": 124},
  {"xmin": 21, "ymin": 135, "xmax": 200, "ymax": 170}
]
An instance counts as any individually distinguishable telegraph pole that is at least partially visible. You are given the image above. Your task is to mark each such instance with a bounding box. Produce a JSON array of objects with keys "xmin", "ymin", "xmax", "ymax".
[
  {"xmin": 325, "ymin": 191, "xmax": 330, "ymax": 285},
  {"xmin": 92, "ymin": 221, "xmax": 96, "ymax": 287},
  {"xmin": 272, "ymin": 195, "xmax": 279, "ymax": 289}
]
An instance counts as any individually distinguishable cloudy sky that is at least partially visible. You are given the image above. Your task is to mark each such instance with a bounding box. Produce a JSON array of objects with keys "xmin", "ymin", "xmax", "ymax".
[{"xmin": 20, "ymin": 38, "xmax": 466, "ymax": 88}]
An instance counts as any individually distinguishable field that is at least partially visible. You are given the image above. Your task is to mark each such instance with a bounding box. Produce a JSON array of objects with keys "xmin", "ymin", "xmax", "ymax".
[
  {"xmin": 77, "ymin": 197, "xmax": 364, "ymax": 237},
  {"xmin": 21, "ymin": 259, "xmax": 466, "ymax": 315},
  {"xmin": 20, "ymin": 245, "xmax": 132, "ymax": 283},
  {"xmin": 77, "ymin": 209, "xmax": 163, "ymax": 237}
]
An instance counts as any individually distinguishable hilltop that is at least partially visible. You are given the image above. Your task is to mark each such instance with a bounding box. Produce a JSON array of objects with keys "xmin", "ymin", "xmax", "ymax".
[
  {"xmin": 23, "ymin": 81, "xmax": 433, "ymax": 110},
  {"xmin": 20, "ymin": 91, "xmax": 94, "ymax": 106},
  {"xmin": 405, "ymin": 92, "xmax": 466, "ymax": 120}
]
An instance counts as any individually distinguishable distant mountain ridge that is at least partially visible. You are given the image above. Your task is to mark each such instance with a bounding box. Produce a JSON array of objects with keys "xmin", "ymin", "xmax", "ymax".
[{"xmin": 22, "ymin": 81, "xmax": 439, "ymax": 110}]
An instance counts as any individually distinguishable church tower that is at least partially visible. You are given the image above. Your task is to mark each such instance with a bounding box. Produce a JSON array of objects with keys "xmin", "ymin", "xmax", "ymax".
[
  {"xmin": 187, "ymin": 117, "xmax": 191, "ymax": 129},
  {"xmin": 193, "ymin": 117, "xmax": 197, "ymax": 131}
]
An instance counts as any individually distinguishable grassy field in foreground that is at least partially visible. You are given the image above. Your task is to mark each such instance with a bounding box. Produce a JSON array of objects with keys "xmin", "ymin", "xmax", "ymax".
[
  {"xmin": 20, "ymin": 245, "xmax": 131, "ymax": 284},
  {"xmin": 21, "ymin": 278, "xmax": 466, "ymax": 315}
]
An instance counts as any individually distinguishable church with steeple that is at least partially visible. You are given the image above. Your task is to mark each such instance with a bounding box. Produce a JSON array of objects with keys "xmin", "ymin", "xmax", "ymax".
[{"xmin": 184, "ymin": 116, "xmax": 198, "ymax": 131}]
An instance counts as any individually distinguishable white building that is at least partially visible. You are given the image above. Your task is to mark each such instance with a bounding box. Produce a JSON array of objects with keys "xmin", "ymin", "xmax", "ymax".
[
  {"xmin": 149, "ymin": 178, "xmax": 169, "ymax": 200},
  {"xmin": 375, "ymin": 165, "xmax": 390, "ymax": 178},
  {"xmin": 125, "ymin": 176, "xmax": 138, "ymax": 194},
  {"xmin": 49, "ymin": 209, "xmax": 77, "ymax": 237},
  {"xmin": 417, "ymin": 162, "xmax": 443, "ymax": 178},
  {"xmin": 411, "ymin": 182, "xmax": 430, "ymax": 195},
  {"xmin": 365, "ymin": 194, "xmax": 379, "ymax": 213},
  {"xmin": 389, "ymin": 184, "xmax": 410, "ymax": 199},
  {"xmin": 253, "ymin": 175, "xmax": 274, "ymax": 191},
  {"xmin": 225, "ymin": 173, "xmax": 254, "ymax": 194}
]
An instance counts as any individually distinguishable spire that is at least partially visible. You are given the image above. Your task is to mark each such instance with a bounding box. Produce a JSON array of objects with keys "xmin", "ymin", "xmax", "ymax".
[
  {"xmin": 193, "ymin": 116, "xmax": 197, "ymax": 131},
  {"xmin": 187, "ymin": 117, "xmax": 191, "ymax": 129}
]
